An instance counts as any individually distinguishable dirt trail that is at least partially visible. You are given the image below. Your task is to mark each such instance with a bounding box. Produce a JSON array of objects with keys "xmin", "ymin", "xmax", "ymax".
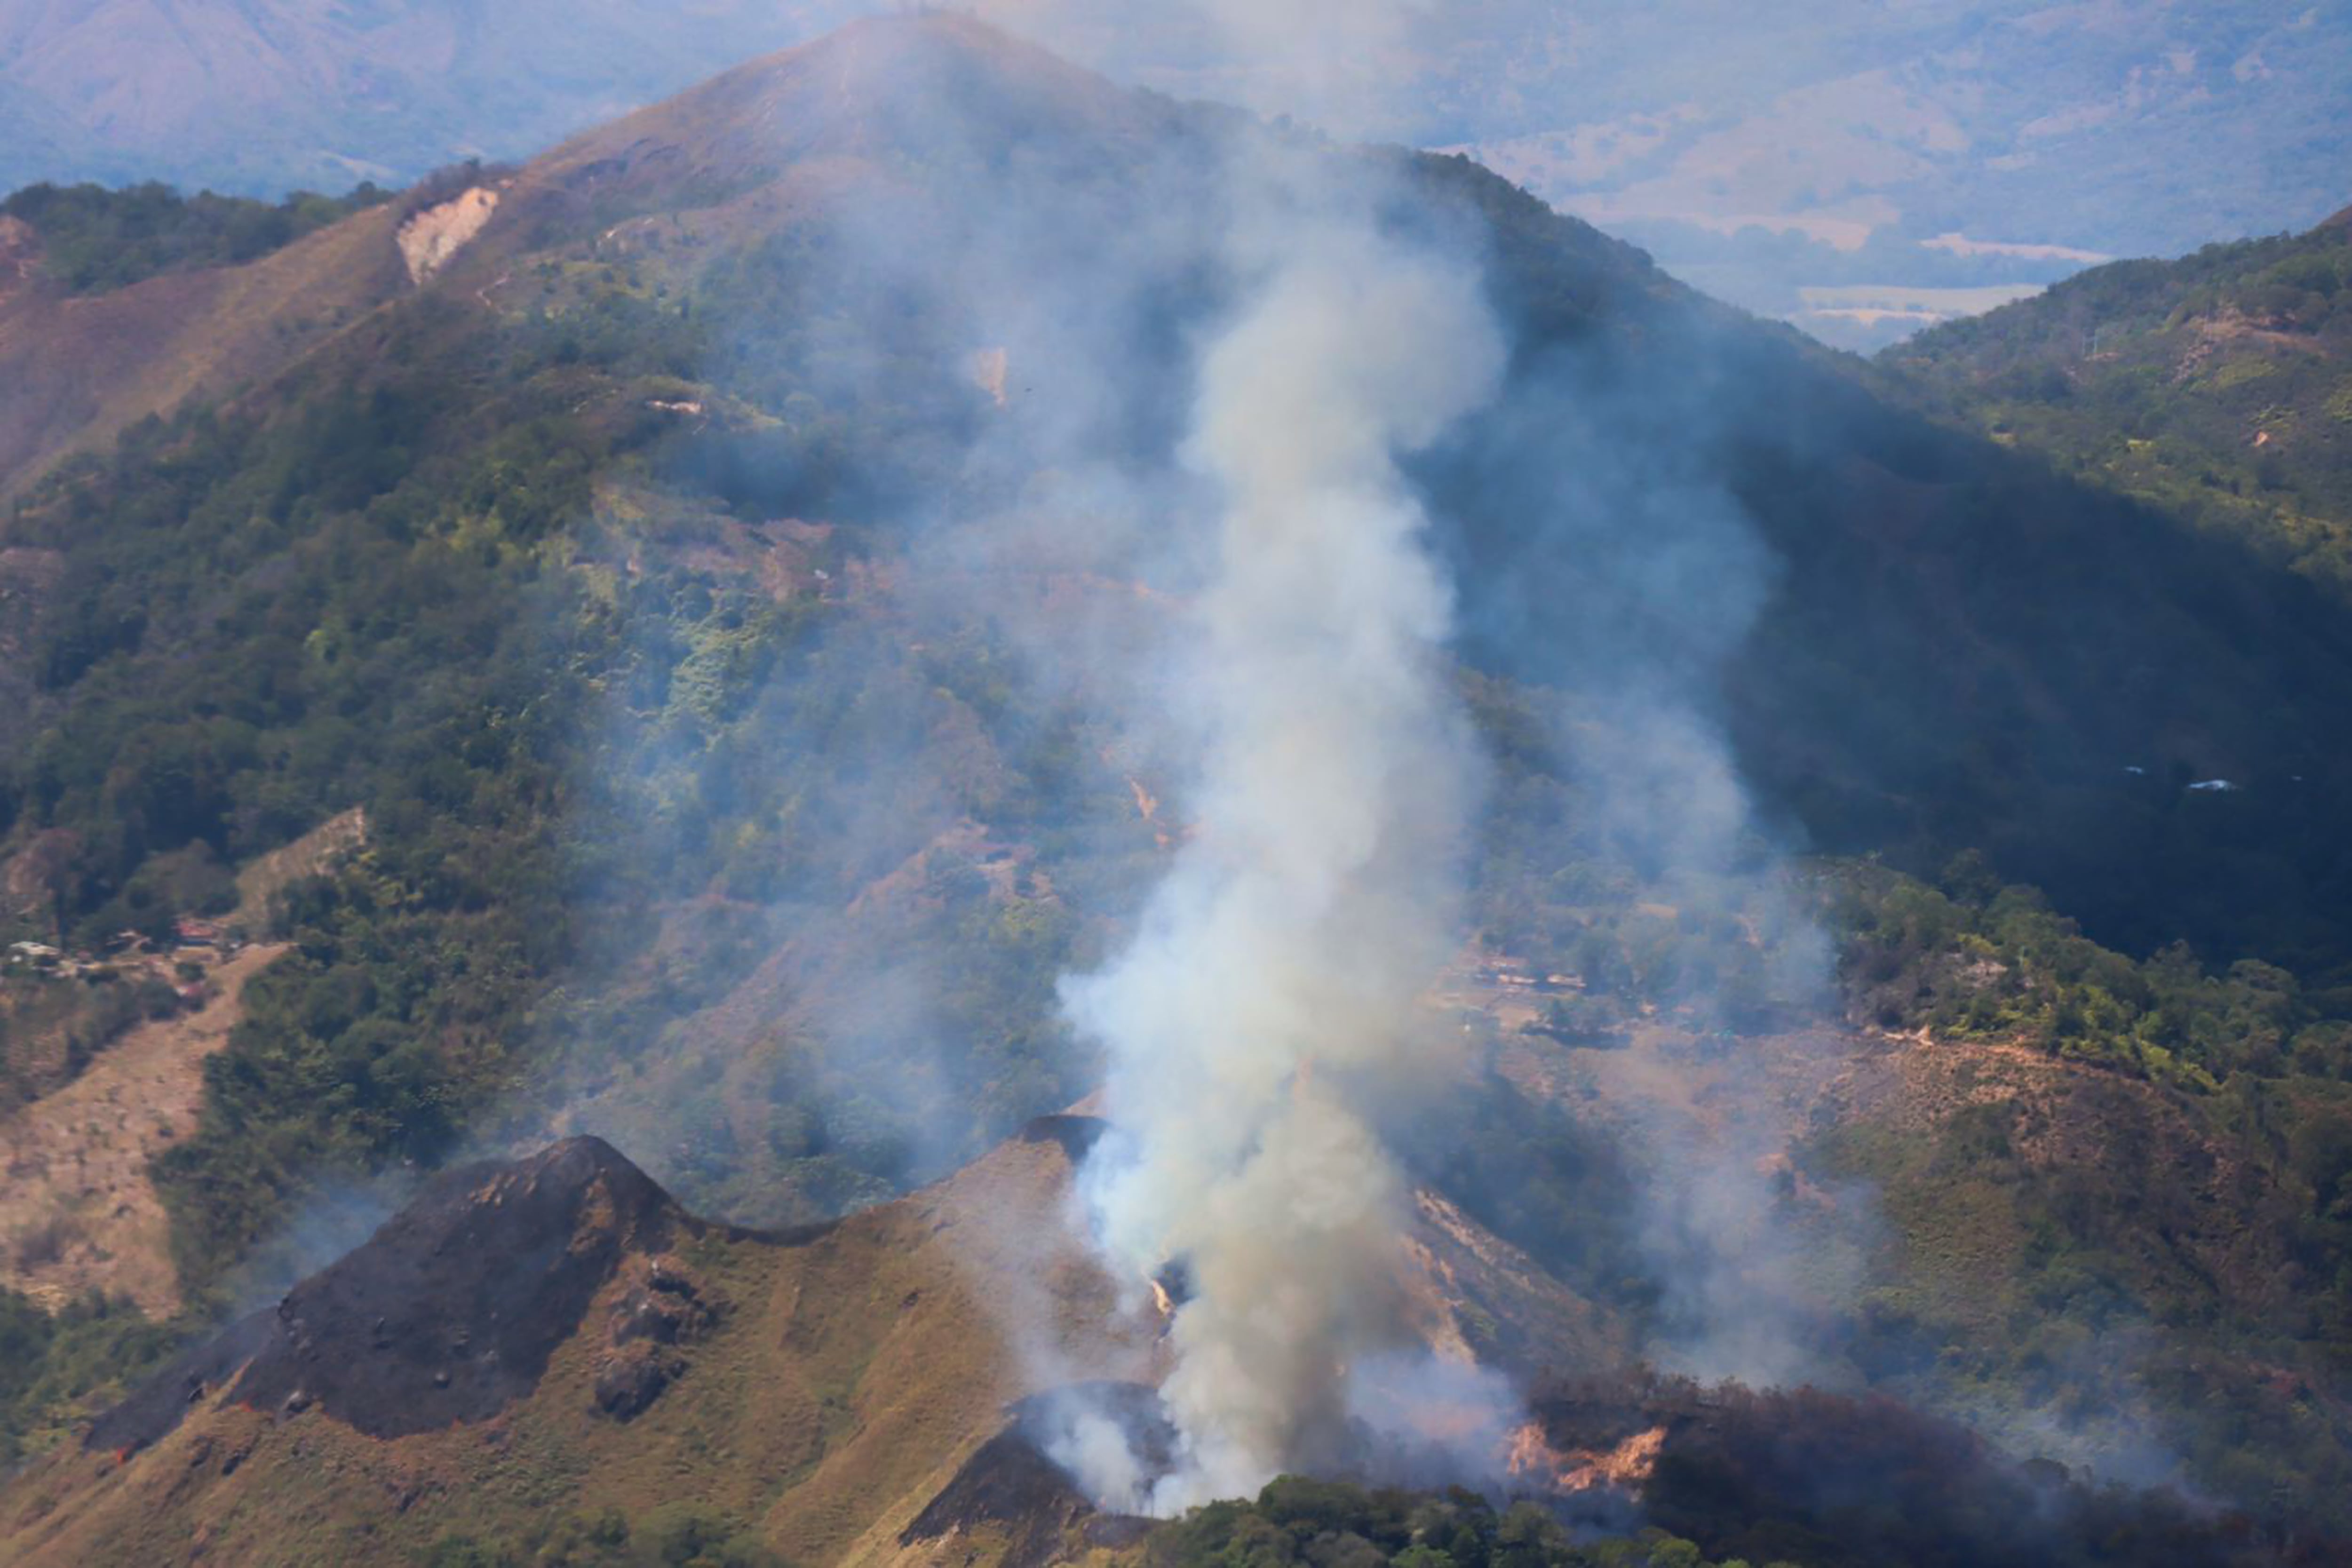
[{"xmin": 0, "ymin": 943, "xmax": 287, "ymax": 1314}]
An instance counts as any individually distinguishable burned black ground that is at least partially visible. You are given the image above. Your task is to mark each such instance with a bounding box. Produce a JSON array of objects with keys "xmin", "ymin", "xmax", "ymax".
[
  {"xmin": 1529, "ymin": 1374, "xmax": 2317, "ymax": 1568},
  {"xmin": 89, "ymin": 1137, "xmax": 688, "ymax": 1452}
]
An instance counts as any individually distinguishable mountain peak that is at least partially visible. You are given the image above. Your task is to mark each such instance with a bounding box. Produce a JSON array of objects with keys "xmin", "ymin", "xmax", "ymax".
[
  {"xmin": 522, "ymin": 9, "xmax": 1170, "ymax": 199},
  {"xmin": 88, "ymin": 1137, "xmax": 689, "ymax": 1456}
]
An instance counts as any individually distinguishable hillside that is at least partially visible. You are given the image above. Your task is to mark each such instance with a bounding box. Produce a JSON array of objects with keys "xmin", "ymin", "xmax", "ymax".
[
  {"xmin": 1461, "ymin": 0, "xmax": 2352, "ymax": 347},
  {"xmin": 1887, "ymin": 207, "xmax": 2352, "ymax": 596},
  {"xmin": 0, "ymin": 1126, "xmax": 1586, "ymax": 1567},
  {"xmin": 0, "ymin": 183, "xmax": 416, "ymax": 491},
  {"xmin": 1, "ymin": 10, "xmax": 2352, "ymax": 1555},
  {"xmin": 2, "ymin": 1115, "xmax": 2314, "ymax": 1568}
]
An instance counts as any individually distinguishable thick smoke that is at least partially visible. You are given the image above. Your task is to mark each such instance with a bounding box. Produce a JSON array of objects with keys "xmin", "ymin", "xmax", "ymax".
[
  {"xmin": 520, "ymin": 0, "xmax": 1856, "ymax": 1506},
  {"xmin": 1049, "ymin": 103, "xmax": 1509, "ymax": 1524}
]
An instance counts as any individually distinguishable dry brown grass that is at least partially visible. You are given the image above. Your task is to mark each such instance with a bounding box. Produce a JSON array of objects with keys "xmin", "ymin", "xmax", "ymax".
[
  {"xmin": 0, "ymin": 943, "xmax": 286, "ymax": 1315},
  {"xmin": 230, "ymin": 807, "xmax": 369, "ymax": 935},
  {"xmin": 0, "ymin": 1126, "xmax": 1164, "ymax": 1567},
  {"xmin": 0, "ymin": 1097, "xmax": 1627, "ymax": 1566},
  {"xmin": 0, "ymin": 202, "xmax": 410, "ymax": 498}
]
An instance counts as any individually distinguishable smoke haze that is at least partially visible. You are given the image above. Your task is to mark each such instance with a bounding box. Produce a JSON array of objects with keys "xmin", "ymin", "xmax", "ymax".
[
  {"xmin": 508, "ymin": 0, "xmax": 1859, "ymax": 1508},
  {"xmin": 1059, "ymin": 139, "xmax": 1505, "ymax": 1508}
]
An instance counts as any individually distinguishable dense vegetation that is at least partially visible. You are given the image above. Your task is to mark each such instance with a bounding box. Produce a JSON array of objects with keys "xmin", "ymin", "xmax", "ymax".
[
  {"xmin": 1839, "ymin": 854, "xmax": 2352, "ymax": 1090},
  {"xmin": 0, "ymin": 180, "xmax": 392, "ymax": 294},
  {"xmin": 0, "ymin": 1289, "xmax": 176, "ymax": 1469},
  {"xmin": 8, "ymin": 292, "xmax": 648, "ymax": 1289},
  {"xmin": 1441, "ymin": 175, "xmax": 2352, "ymax": 999},
  {"xmin": 1887, "ymin": 210, "xmax": 2352, "ymax": 599},
  {"xmin": 1152, "ymin": 1479, "xmax": 1738, "ymax": 1568},
  {"xmin": 0, "ymin": 219, "xmax": 1122, "ymax": 1309},
  {"xmin": 1147, "ymin": 1448, "xmax": 2265, "ymax": 1568},
  {"xmin": 421, "ymin": 1504, "xmax": 785, "ymax": 1568}
]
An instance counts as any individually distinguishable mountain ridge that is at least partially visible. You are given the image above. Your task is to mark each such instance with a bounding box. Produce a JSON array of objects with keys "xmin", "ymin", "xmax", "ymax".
[{"xmin": 0, "ymin": 1119, "xmax": 1619, "ymax": 1566}]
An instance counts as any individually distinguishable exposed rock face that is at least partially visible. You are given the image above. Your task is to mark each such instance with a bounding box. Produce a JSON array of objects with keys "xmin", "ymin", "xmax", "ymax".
[
  {"xmin": 592, "ymin": 1346, "xmax": 676, "ymax": 1421},
  {"xmin": 396, "ymin": 186, "xmax": 501, "ymax": 283},
  {"xmin": 89, "ymin": 1137, "xmax": 686, "ymax": 1454},
  {"xmin": 591, "ymin": 1254, "xmax": 716, "ymax": 1422}
]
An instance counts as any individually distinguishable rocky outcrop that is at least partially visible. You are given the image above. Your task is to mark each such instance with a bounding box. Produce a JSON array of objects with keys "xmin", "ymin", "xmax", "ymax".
[
  {"xmin": 396, "ymin": 187, "xmax": 501, "ymax": 283},
  {"xmin": 591, "ymin": 1254, "xmax": 717, "ymax": 1422}
]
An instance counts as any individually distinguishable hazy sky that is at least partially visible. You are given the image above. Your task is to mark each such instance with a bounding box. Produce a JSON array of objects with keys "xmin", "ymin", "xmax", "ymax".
[{"xmin": 2, "ymin": 0, "xmax": 2344, "ymax": 346}]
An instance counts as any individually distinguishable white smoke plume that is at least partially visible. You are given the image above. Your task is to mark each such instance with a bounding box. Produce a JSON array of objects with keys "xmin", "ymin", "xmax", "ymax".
[{"xmin": 1058, "ymin": 151, "xmax": 1507, "ymax": 1510}]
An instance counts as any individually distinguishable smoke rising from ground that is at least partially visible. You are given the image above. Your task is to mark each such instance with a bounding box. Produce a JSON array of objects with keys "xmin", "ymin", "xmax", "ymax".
[
  {"xmin": 515, "ymin": 0, "xmax": 1860, "ymax": 1507},
  {"xmin": 1061, "ymin": 160, "xmax": 1505, "ymax": 1510}
]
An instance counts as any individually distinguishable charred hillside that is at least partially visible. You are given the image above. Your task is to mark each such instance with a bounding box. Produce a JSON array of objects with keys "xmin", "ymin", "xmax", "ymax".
[
  {"xmin": 0, "ymin": 1124, "xmax": 1157, "ymax": 1565},
  {"xmin": 88, "ymin": 1137, "xmax": 697, "ymax": 1456}
]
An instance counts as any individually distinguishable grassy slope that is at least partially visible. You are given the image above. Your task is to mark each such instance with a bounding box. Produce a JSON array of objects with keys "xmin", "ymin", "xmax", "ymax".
[
  {"xmin": 0, "ymin": 1133, "xmax": 1154, "ymax": 1567},
  {"xmin": 0, "ymin": 944, "xmax": 288, "ymax": 1316},
  {"xmin": 0, "ymin": 197, "xmax": 413, "ymax": 494}
]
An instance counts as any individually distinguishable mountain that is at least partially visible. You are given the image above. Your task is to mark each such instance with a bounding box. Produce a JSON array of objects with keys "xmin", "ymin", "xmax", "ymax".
[
  {"xmin": 0, "ymin": 1125, "xmax": 1590, "ymax": 1566},
  {"xmin": 2, "ymin": 5, "xmax": 2348, "ymax": 351},
  {"xmin": 1, "ymin": 1128, "xmax": 1129, "ymax": 1565},
  {"xmin": 1884, "ymin": 205, "xmax": 2352, "ymax": 597},
  {"xmin": 0, "ymin": 183, "xmax": 412, "ymax": 495},
  {"xmin": 0, "ymin": 1122, "xmax": 2300, "ymax": 1567},
  {"xmin": 2, "ymin": 12, "xmax": 2352, "ymax": 1556},
  {"xmin": 1438, "ymin": 2, "xmax": 2352, "ymax": 347},
  {"xmin": 10, "ymin": 13, "xmax": 2349, "ymax": 976}
]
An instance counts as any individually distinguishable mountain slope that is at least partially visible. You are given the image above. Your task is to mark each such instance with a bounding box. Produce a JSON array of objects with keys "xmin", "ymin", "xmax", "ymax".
[
  {"xmin": 1886, "ymin": 206, "xmax": 2352, "ymax": 597},
  {"xmin": 16, "ymin": 11, "xmax": 2352, "ymax": 976},
  {"xmin": 0, "ymin": 190, "xmax": 413, "ymax": 493},
  {"xmin": 2, "ymin": 12, "xmax": 2352, "ymax": 1548},
  {"xmin": 0, "ymin": 1125, "xmax": 1612, "ymax": 1567},
  {"xmin": 6, "ymin": 1051, "xmax": 2333, "ymax": 1566},
  {"xmin": 5, "ymin": 4, "xmax": 2349, "ymax": 355}
]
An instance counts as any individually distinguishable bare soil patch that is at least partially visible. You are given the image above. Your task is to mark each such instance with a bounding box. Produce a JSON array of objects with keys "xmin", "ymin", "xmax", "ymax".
[{"xmin": 0, "ymin": 942, "xmax": 287, "ymax": 1314}]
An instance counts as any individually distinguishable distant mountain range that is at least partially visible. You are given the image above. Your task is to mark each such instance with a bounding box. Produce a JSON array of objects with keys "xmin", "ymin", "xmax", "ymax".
[
  {"xmin": 0, "ymin": 2, "xmax": 2345, "ymax": 349},
  {"xmin": 0, "ymin": 0, "xmax": 864, "ymax": 193},
  {"xmin": 1426, "ymin": 1, "xmax": 2352, "ymax": 345}
]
